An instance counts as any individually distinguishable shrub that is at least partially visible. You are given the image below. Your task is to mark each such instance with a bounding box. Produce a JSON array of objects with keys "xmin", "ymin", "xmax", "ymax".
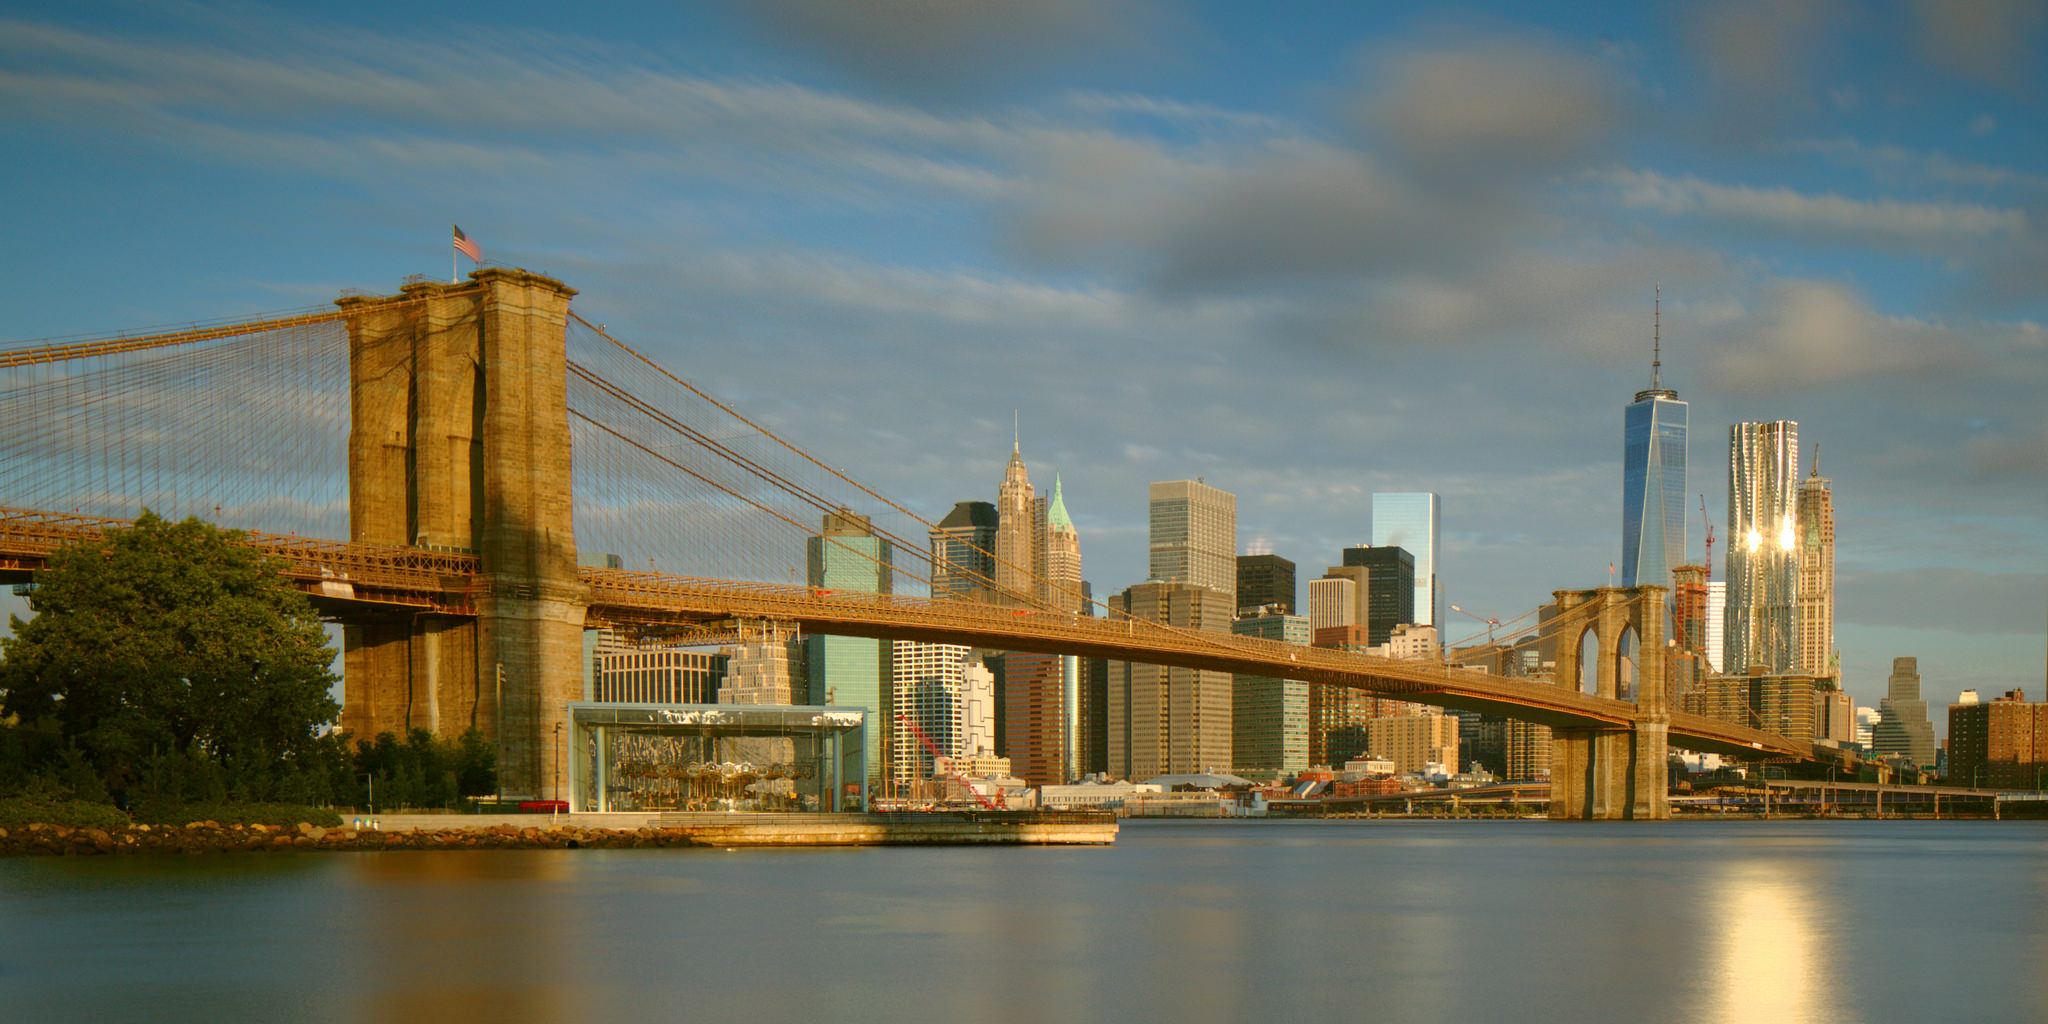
[
  {"xmin": 0, "ymin": 796, "xmax": 132, "ymax": 830},
  {"xmin": 130, "ymin": 801, "xmax": 341, "ymax": 828}
]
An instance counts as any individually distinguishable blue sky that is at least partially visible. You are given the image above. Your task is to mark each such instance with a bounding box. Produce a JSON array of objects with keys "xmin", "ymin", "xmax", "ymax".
[{"xmin": 2, "ymin": 0, "xmax": 2043, "ymax": 714}]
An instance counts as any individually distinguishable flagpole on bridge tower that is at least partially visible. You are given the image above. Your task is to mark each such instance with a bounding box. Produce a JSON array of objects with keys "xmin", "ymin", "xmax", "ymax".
[{"xmin": 452, "ymin": 224, "xmax": 481, "ymax": 283}]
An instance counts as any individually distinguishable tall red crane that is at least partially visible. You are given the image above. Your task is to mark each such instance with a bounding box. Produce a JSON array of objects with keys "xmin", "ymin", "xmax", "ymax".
[{"xmin": 1698, "ymin": 495, "xmax": 1714, "ymax": 580}]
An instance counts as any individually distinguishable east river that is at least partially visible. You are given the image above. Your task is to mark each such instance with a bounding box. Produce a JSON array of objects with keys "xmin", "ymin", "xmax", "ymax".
[{"xmin": 3, "ymin": 819, "xmax": 2045, "ymax": 1023}]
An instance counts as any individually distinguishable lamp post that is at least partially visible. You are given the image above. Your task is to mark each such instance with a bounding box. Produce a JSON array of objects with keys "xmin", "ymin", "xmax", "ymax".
[
  {"xmin": 363, "ymin": 773, "xmax": 374, "ymax": 814},
  {"xmin": 553, "ymin": 720, "xmax": 564, "ymax": 808}
]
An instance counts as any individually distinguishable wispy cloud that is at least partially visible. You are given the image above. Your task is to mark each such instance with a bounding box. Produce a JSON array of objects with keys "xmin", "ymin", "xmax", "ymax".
[
  {"xmin": 720, "ymin": 0, "xmax": 1168, "ymax": 102},
  {"xmin": 1787, "ymin": 137, "xmax": 2048, "ymax": 192},
  {"xmin": 1595, "ymin": 167, "xmax": 2028, "ymax": 247}
]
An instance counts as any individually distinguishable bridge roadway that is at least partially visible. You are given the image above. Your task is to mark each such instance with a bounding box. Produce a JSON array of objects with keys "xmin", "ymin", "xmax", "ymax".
[{"xmin": 0, "ymin": 507, "xmax": 1811, "ymax": 761}]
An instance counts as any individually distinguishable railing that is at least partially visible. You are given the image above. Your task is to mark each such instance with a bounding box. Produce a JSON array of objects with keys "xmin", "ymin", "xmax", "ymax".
[
  {"xmin": 0, "ymin": 505, "xmax": 1812, "ymax": 760},
  {"xmin": 0, "ymin": 506, "xmax": 475, "ymax": 600},
  {"xmin": 579, "ymin": 568, "xmax": 1657, "ymax": 728}
]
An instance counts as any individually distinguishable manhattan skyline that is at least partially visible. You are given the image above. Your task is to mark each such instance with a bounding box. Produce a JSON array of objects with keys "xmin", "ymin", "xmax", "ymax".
[{"xmin": 1, "ymin": 2, "xmax": 2042, "ymax": 713}]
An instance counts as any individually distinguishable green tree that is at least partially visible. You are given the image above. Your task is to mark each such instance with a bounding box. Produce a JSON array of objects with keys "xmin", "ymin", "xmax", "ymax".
[{"xmin": 0, "ymin": 512, "xmax": 339, "ymax": 803}]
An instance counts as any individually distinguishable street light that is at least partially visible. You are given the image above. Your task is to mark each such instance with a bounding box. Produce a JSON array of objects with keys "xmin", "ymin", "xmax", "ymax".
[{"xmin": 362, "ymin": 773, "xmax": 374, "ymax": 814}]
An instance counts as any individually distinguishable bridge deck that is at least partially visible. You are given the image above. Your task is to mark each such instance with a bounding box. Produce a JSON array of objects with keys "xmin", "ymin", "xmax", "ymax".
[{"xmin": 0, "ymin": 507, "xmax": 1812, "ymax": 761}]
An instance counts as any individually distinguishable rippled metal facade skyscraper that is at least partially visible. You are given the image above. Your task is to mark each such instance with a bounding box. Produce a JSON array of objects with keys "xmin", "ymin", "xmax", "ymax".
[{"xmin": 1725, "ymin": 421, "xmax": 1799, "ymax": 673}]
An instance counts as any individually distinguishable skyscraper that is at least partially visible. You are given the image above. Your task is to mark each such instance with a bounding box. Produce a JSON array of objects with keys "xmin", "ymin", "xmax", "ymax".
[
  {"xmin": 1671, "ymin": 563, "xmax": 1710, "ymax": 695},
  {"xmin": 1231, "ymin": 612, "xmax": 1311, "ymax": 776},
  {"xmin": 1621, "ymin": 299, "xmax": 1688, "ymax": 593},
  {"xmin": 718, "ymin": 622, "xmax": 804, "ymax": 705},
  {"xmin": 995, "ymin": 441, "xmax": 1037, "ymax": 605},
  {"xmin": 1001, "ymin": 651, "xmax": 1080, "ymax": 785},
  {"xmin": 929, "ymin": 500, "xmax": 998, "ymax": 603},
  {"xmin": 1872, "ymin": 656, "xmax": 1937, "ymax": 768},
  {"xmin": 1307, "ymin": 574, "xmax": 1359, "ymax": 633},
  {"xmin": 1703, "ymin": 580, "xmax": 1726, "ymax": 674},
  {"xmin": 1372, "ymin": 492, "xmax": 1440, "ymax": 630},
  {"xmin": 990, "ymin": 451, "xmax": 1086, "ymax": 783},
  {"xmin": 890, "ymin": 641, "xmax": 993, "ymax": 784},
  {"xmin": 1042, "ymin": 474, "xmax": 1083, "ymax": 613},
  {"xmin": 1236, "ymin": 553, "xmax": 1296, "ymax": 616},
  {"xmin": 806, "ymin": 510, "xmax": 892, "ymax": 780},
  {"xmin": 1108, "ymin": 581, "xmax": 1235, "ymax": 779},
  {"xmin": 1725, "ymin": 421, "xmax": 1799, "ymax": 673},
  {"xmin": 1149, "ymin": 479, "xmax": 1236, "ymax": 602},
  {"xmin": 1341, "ymin": 545, "xmax": 1416, "ymax": 647},
  {"xmin": 1795, "ymin": 457, "xmax": 1837, "ymax": 679}
]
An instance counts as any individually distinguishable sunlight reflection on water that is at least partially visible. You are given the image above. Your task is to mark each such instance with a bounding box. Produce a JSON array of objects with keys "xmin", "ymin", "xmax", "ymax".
[{"xmin": 2, "ymin": 821, "xmax": 2044, "ymax": 1024}]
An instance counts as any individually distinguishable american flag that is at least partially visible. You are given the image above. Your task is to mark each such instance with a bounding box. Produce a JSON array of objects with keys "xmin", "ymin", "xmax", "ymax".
[{"xmin": 452, "ymin": 224, "xmax": 480, "ymax": 262}]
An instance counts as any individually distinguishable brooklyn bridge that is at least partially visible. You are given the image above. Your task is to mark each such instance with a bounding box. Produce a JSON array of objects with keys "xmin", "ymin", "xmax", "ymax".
[{"xmin": 0, "ymin": 269, "xmax": 1822, "ymax": 819}]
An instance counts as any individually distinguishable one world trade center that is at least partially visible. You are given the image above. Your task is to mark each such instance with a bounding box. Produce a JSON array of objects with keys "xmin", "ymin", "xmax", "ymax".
[{"xmin": 1621, "ymin": 292, "xmax": 1687, "ymax": 592}]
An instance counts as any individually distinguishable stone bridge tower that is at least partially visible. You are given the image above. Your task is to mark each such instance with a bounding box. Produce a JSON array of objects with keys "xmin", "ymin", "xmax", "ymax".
[
  {"xmin": 1544, "ymin": 585, "xmax": 1670, "ymax": 820},
  {"xmin": 336, "ymin": 269, "xmax": 587, "ymax": 802}
]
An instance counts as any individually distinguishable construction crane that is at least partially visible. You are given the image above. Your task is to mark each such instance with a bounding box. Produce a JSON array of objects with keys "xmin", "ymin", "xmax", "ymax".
[
  {"xmin": 894, "ymin": 712, "xmax": 1000, "ymax": 810},
  {"xmin": 1449, "ymin": 604, "xmax": 1503, "ymax": 646},
  {"xmin": 1698, "ymin": 495, "xmax": 1715, "ymax": 580}
]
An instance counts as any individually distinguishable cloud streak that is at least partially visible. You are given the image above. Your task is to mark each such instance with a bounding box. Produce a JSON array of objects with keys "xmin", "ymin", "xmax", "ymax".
[{"xmin": 1597, "ymin": 168, "xmax": 2028, "ymax": 248}]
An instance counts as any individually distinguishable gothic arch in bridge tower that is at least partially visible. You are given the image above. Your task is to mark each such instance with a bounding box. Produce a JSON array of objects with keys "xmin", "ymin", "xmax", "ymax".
[
  {"xmin": 1543, "ymin": 586, "xmax": 1670, "ymax": 820},
  {"xmin": 336, "ymin": 269, "xmax": 587, "ymax": 804},
  {"xmin": 1576, "ymin": 629, "xmax": 1600, "ymax": 695}
]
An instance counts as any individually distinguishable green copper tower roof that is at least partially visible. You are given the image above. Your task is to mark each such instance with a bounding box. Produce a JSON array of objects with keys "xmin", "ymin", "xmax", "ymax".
[{"xmin": 1047, "ymin": 473, "xmax": 1073, "ymax": 533}]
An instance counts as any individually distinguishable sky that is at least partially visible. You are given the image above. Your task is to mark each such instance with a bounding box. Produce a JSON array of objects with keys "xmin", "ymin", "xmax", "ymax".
[{"xmin": 2, "ymin": 0, "xmax": 2044, "ymax": 717}]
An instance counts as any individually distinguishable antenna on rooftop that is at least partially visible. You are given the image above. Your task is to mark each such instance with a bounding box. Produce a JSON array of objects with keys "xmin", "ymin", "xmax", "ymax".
[{"xmin": 1652, "ymin": 282, "xmax": 1661, "ymax": 392}]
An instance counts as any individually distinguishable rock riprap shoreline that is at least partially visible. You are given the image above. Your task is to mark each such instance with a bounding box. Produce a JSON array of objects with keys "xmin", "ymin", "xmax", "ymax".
[{"xmin": 0, "ymin": 820, "xmax": 696, "ymax": 855}]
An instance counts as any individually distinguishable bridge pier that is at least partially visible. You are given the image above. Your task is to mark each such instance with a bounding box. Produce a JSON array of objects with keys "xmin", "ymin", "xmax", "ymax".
[
  {"xmin": 1545, "ymin": 586, "xmax": 1670, "ymax": 820},
  {"xmin": 337, "ymin": 270, "xmax": 586, "ymax": 802}
]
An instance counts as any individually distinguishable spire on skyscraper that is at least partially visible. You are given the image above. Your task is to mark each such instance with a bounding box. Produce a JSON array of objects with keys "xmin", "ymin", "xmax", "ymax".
[
  {"xmin": 995, "ymin": 429, "xmax": 1036, "ymax": 606},
  {"xmin": 1652, "ymin": 282, "xmax": 1662, "ymax": 392},
  {"xmin": 1047, "ymin": 473, "xmax": 1073, "ymax": 533},
  {"xmin": 1638, "ymin": 284, "xmax": 1676, "ymax": 402}
]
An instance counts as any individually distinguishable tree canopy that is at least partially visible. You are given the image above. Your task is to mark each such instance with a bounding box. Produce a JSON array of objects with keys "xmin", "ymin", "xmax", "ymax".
[{"xmin": 0, "ymin": 512, "xmax": 339, "ymax": 801}]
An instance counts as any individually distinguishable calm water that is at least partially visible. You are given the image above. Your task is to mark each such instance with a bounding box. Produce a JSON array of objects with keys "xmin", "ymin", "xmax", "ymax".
[{"xmin": 3, "ymin": 819, "xmax": 2045, "ymax": 1023}]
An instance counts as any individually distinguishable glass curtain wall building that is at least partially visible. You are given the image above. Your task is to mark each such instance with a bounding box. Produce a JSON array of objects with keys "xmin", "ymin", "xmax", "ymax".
[
  {"xmin": 1371, "ymin": 492, "xmax": 1439, "ymax": 631},
  {"xmin": 806, "ymin": 511, "xmax": 892, "ymax": 784},
  {"xmin": 1231, "ymin": 613, "xmax": 1311, "ymax": 776},
  {"xmin": 1621, "ymin": 386, "xmax": 1687, "ymax": 593},
  {"xmin": 929, "ymin": 500, "xmax": 998, "ymax": 603},
  {"xmin": 1340, "ymin": 545, "xmax": 1415, "ymax": 647},
  {"xmin": 1725, "ymin": 421, "xmax": 1799, "ymax": 673}
]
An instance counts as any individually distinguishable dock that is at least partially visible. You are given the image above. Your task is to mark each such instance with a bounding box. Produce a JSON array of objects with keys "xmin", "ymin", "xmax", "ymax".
[{"xmin": 654, "ymin": 810, "xmax": 1118, "ymax": 846}]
